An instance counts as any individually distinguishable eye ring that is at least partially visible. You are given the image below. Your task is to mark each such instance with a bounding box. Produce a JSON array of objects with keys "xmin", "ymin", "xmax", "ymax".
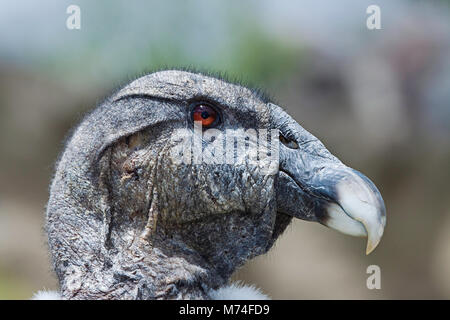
[{"xmin": 190, "ymin": 101, "xmax": 221, "ymax": 128}]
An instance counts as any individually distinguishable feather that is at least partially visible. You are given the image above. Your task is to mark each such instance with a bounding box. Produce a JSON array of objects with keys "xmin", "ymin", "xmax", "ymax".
[
  {"xmin": 31, "ymin": 290, "xmax": 61, "ymax": 300},
  {"xmin": 32, "ymin": 282, "xmax": 269, "ymax": 300},
  {"xmin": 209, "ymin": 282, "xmax": 270, "ymax": 300}
]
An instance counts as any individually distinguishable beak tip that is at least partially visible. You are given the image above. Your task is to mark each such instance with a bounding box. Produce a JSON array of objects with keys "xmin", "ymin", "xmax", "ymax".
[
  {"xmin": 321, "ymin": 168, "xmax": 386, "ymax": 255},
  {"xmin": 365, "ymin": 226, "xmax": 384, "ymax": 255},
  {"xmin": 366, "ymin": 243, "xmax": 376, "ymax": 255}
]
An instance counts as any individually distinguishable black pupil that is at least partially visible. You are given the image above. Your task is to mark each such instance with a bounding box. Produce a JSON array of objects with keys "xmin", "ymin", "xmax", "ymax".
[{"xmin": 201, "ymin": 111, "xmax": 210, "ymax": 119}]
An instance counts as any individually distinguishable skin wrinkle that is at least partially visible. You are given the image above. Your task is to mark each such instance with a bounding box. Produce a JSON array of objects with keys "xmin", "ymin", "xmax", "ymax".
[{"xmin": 46, "ymin": 69, "xmax": 364, "ymax": 299}]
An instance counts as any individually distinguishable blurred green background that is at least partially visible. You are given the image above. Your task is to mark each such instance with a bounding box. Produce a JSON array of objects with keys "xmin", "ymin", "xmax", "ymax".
[{"xmin": 1, "ymin": 0, "xmax": 450, "ymax": 299}]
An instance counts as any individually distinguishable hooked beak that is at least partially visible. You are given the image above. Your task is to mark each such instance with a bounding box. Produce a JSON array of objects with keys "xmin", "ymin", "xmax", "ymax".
[
  {"xmin": 269, "ymin": 102, "xmax": 386, "ymax": 254},
  {"xmin": 278, "ymin": 165, "xmax": 386, "ymax": 255},
  {"xmin": 315, "ymin": 168, "xmax": 386, "ymax": 254}
]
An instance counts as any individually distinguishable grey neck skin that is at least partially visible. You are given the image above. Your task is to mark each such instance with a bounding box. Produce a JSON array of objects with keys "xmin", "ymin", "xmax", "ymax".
[
  {"xmin": 46, "ymin": 71, "xmax": 292, "ymax": 300},
  {"xmin": 53, "ymin": 209, "xmax": 289, "ymax": 300},
  {"xmin": 50, "ymin": 147, "xmax": 282, "ymax": 300},
  {"xmin": 83, "ymin": 236, "xmax": 219, "ymax": 300},
  {"xmin": 73, "ymin": 228, "xmax": 228, "ymax": 300},
  {"xmin": 47, "ymin": 101, "xmax": 286, "ymax": 299}
]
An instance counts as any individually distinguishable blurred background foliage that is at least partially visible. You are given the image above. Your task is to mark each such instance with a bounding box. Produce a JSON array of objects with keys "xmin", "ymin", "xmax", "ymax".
[{"xmin": 0, "ymin": 0, "xmax": 450, "ymax": 299}]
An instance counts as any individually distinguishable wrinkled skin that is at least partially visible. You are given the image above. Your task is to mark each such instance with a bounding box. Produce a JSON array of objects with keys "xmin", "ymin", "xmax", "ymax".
[{"xmin": 46, "ymin": 70, "xmax": 385, "ymax": 299}]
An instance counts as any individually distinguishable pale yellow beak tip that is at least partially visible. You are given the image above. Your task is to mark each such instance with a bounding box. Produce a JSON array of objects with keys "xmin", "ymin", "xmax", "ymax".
[{"xmin": 365, "ymin": 238, "xmax": 381, "ymax": 255}]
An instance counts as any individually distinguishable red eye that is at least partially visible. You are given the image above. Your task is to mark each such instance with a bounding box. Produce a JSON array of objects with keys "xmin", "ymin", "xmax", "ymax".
[{"xmin": 192, "ymin": 104, "xmax": 218, "ymax": 127}]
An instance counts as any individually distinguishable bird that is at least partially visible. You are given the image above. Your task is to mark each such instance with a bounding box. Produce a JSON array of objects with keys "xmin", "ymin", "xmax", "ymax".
[{"xmin": 38, "ymin": 69, "xmax": 386, "ymax": 300}]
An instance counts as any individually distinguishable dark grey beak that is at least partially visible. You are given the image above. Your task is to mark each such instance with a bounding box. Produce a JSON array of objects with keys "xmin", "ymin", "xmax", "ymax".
[{"xmin": 271, "ymin": 104, "xmax": 386, "ymax": 254}]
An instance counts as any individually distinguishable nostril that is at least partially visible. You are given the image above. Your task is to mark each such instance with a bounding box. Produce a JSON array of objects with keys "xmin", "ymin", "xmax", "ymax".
[{"xmin": 279, "ymin": 133, "xmax": 299, "ymax": 149}]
